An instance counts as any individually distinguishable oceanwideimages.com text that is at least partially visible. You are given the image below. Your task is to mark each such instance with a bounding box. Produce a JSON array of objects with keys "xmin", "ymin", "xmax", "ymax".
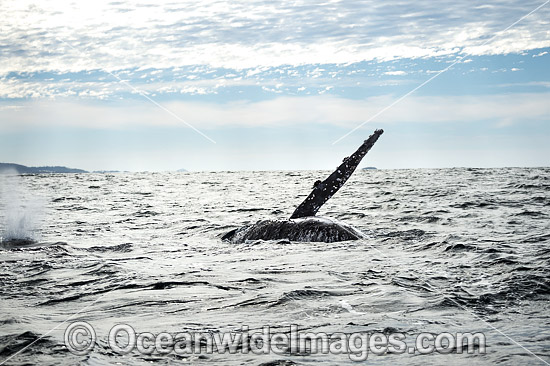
[{"xmin": 65, "ymin": 322, "xmax": 486, "ymax": 361}]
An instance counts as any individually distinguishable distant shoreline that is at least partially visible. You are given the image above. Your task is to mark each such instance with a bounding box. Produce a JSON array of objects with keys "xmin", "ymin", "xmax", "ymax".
[{"xmin": 0, "ymin": 163, "xmax": 88, "ymax": 174}]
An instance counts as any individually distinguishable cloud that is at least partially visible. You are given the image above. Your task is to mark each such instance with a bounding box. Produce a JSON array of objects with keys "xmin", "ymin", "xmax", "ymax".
[
  {"xmin": 0, "ymin": 61, "xmax": 423, "ymax": 100},
  {"xmin": 1, "ymin": 0, "xmax": 549, "ymax": 75},
  {"xmin": 1, "ymin": 93, "xmax": 548, "ymax": 131},
  {"xmin": 497, "ymin": 81, "xmax": 550, "ymax": 88},
  {"xmin": 384, "ymin": 71, "xmax": 407, "ymax": 76}
]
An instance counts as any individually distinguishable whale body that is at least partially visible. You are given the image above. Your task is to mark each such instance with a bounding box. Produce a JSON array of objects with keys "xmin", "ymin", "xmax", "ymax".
[
  {"xmin": 222, "ymin": 216, "xmax": 365, "ymax": 243},
  {"xmin": 222, "ymin": 129, "xmax": 384, "ymax": 243}
]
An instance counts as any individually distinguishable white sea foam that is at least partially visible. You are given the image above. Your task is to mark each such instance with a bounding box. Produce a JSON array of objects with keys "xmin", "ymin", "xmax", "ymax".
[{"xmin": 0, "ymin": 169, "xmax": 43, "ymax": 242}]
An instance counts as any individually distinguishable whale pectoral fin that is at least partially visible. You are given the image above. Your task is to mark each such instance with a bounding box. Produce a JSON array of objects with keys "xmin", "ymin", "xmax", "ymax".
[
  {"xmin": 290, "ymin": 129, "xmax": 383, "ymax": 219},
  {"xmin": 221, "ymin": 228, "xmax": 238, "ymax": 241}
]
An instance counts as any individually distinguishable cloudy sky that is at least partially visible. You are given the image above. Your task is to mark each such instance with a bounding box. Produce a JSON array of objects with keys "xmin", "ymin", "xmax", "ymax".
[{"xmin": 1, "ymin": 0, "xmax": 549, "ymax": 171}]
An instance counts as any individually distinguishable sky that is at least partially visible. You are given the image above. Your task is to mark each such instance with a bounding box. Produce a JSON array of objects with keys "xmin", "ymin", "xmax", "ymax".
[{"xmin": 0, "ymin": 0, "xmax": 549, "ymax": 171}]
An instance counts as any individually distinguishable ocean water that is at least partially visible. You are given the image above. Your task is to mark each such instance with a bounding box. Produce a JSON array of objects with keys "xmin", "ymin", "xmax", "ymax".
[{"xmin": 0, "ymin": 168, "xmax": 549, "ymax": 365}]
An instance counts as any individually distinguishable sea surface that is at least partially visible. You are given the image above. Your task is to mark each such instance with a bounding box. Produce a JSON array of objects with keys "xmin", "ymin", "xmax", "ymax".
[{"xmin": 0, "ymin": 168, "xmax": 549, "ymax": 365}]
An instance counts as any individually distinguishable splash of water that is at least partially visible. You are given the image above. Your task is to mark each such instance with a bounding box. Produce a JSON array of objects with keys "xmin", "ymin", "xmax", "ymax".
[{"xmin": 0, "ymin": 170, "xmax": 43, "ymax": 242}]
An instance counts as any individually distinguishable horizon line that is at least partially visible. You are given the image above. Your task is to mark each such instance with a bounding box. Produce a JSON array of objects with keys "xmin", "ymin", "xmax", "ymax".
[{"xmin": 1, "ymin": 162, "xmax": 549, "ymax": 174}]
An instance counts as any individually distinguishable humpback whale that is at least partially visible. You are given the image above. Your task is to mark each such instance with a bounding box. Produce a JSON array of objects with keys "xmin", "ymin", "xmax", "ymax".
[{"xmin": 222, "ymin": 129, "xmax": 384, "ymax": 243}]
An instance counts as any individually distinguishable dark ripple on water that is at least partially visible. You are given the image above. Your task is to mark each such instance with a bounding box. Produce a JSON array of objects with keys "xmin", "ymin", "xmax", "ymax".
[{"xmin": 1, "ymin": 167, "xmax": 549, "ymax": 365}]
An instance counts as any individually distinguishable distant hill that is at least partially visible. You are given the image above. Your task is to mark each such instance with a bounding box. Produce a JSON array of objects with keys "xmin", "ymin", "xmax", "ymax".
[
  {"xmin": 362, "ymin": 166, "xmax": 377, "ymax": 170},
  {"xmin": 176, "ymin": 168, "xmax": 188, "ymax": 172},
  {"xmin": 0, "ymin": 163, "xmax": 88, "ymax": 174}
]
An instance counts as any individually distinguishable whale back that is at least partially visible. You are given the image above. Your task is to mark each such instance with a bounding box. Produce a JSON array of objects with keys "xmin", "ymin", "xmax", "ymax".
[
  {"xmin": 222, "ymin": 217, "xmax": 365, "ymax": 243},
  {"xmin": 221, "ymin": 129, "xmax": 383, "ymax": 243}
]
